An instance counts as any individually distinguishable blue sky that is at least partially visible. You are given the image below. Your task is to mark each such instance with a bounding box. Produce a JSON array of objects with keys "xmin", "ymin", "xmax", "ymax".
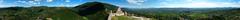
[{"xmin": 0, "ymin": 0, "xmax": 240, "ymax": 8}]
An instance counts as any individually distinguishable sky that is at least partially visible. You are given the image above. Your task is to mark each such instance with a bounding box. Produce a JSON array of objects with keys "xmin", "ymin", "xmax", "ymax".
[{"xmin": 0, "ymin": 0, "xmax": 240, "ymax": 8}]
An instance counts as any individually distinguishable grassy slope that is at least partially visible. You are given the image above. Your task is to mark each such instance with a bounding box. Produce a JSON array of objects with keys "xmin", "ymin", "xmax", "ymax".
[
  {"xmin": 0, "ymin": 7, "xmax": 84, "ymax": 20},
  {"xmin": 112, "ymin": 16, "xmax": 135, "ymax": 20},
  {"xmin": 112, "ymin": 16, "xmax": 157, "ymax": 20}
]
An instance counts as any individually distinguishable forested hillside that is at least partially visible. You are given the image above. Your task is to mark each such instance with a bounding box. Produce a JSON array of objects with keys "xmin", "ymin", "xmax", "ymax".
[{"xmin": 0, "ymin": 2, "xmax": 118, "ymax": 20}]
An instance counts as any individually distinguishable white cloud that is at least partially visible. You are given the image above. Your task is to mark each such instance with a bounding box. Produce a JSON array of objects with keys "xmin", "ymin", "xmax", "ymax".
[
  {"xmin": 28, "ymin": 1, "xmax": 35, "ymax": 3},
  {"xmin": 47, "ymin": 0, "xmax": 53, "ymax": 2},
  {"xmin": 65, "ymin": 0, "xmax": 70, "ymax": 2},
  {"xmin": 16, "ymin": 0, "xmax": 41, "ymax": 6},
  {"xmin": 0, "ymin": 0, "xmax": 14, "ymax": 7},
  {"xmin": 154, "ymin": 0, "xmax": 240, "ymax": 8},
  {"xmin": 16, "ymin": 1, "xmax": 27, "ymax": 3},
  {"xmin": 126, "ymin": 0, "xmax": 146, "ymax": 5},
  {"xmin": 34, "ymin": 0, "xmax": 42, "ymax": 2},
  {"xmin": 159, "ymin": 2, "xmax": 240, "ymax": 8}
]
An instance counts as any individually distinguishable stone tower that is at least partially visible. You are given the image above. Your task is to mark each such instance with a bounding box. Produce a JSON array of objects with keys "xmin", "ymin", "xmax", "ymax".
[{"xmin": 114, "ymin": 7, "xmax": 125, "ymax": 16}]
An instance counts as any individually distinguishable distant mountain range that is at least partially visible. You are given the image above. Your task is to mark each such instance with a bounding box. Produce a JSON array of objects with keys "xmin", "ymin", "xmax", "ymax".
[
  {"xmin": 123, "ymin": 8, "xmax": 240, "ymax": 14},
  {"xmin": 122, "ymin": 7, "xmax": 240, "ymax": 20}
]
